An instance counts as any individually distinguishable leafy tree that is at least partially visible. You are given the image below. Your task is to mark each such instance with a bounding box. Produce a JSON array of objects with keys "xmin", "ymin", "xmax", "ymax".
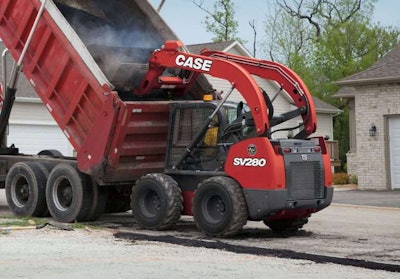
[{"xmin": 192, "ymin": 0, "xmax": 244, "ymax": 44}]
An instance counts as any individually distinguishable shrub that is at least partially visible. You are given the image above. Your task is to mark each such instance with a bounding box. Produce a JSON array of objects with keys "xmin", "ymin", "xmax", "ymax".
[
  {"xmin": 333, "ymin": 172, "xmax": 349, "ymax": 185},
  {"xmin": 348, "ymin": 174, "xmax": 358, "ymax": 185}
]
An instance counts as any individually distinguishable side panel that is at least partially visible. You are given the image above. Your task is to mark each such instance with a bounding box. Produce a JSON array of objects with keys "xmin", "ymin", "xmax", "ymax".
[
  {"xmin": 102, "ymin": 102, "xmax": 170, "ymax": 183},
  {"xmin": 225, "ymin": 138, "xmax": 286, "ymax": 190}
]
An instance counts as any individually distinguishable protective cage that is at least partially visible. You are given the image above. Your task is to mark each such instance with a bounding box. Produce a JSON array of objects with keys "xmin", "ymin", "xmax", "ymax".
[{"xmin": 166, "ymin": 102, "xmax": 230, "ymax": 172}]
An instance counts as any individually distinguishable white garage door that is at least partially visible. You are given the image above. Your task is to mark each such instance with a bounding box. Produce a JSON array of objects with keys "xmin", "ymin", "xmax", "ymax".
[
  {"xmin": 389, "ymin": 117, "xmax": 400, "ymax": 189},
  {"xmin": 7, "ymin": 124, "xmax": 73, "ymax": 156}
]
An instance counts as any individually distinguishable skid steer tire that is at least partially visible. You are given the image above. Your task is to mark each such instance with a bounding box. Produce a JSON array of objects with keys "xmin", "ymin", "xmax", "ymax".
[
  {"xmin": 46, "ymin": 164, "xmax": 93, "ymax": 223},
  {"xmin": 131, "ymin": 173, "xmax": 182, "ymax": 230},
  {"xmin": 5, "ymin": 162, "xmax": 48, "ymax": 217},
  {"xmin": 193, "ymin": 176, "xmax": 248, "ymax": 237}
]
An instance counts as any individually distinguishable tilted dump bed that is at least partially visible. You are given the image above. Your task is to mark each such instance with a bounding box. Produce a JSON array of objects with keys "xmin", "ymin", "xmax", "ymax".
[{"xmin": 0, "ymin": 0, "xmax": 185, "ymax": 183}]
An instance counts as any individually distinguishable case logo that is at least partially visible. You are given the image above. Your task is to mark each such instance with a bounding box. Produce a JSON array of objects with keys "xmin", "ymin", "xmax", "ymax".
[{"xmin": 175, "ymin": 54, "xmax": 213, "ymax": 72}]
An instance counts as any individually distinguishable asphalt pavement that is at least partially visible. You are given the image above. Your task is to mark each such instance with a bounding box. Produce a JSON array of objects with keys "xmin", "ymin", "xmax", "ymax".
[{"xmin": 333, "ymin": 187, "xmax": 400, "ymax": 208}]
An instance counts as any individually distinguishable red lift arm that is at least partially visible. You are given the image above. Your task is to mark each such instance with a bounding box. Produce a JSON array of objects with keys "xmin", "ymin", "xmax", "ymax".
[
  {"xmin": 135, "ymin": 41, "xmax": 269, "ymax": 135},
  {"xmin": 200, "ymin": 50, "xmax": 317, "ymax": 135},
  {"xmin": 135, "ymin": 40, "xmax": 317, "ymax": 136}
]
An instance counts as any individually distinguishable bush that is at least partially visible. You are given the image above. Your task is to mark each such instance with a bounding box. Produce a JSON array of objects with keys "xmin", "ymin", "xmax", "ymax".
[
  {"xmin": 348, "ymin": 174, "xmax": 358, "ymax": 185},
  {"xmin": 333, "ymin": 172, "xmax": 349, "ymax": 185}
]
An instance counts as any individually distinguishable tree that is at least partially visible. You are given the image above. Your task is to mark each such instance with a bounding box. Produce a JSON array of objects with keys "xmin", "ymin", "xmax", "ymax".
[{"xmin": 192, "ymin": 0, "xmax": 244, "ymax": 44}]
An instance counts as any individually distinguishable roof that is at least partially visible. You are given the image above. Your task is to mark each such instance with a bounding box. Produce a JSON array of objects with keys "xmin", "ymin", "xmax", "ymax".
[
  {"xmin": 313, "ymin": 96, "xmax": 341, "ymax": 114},
  {"xmin": 187, "ymin": 40, "xmax": 252, "ymax": 56},
  {"xmin": 187, "ymin": 41, "xmax": 236, "ymax": 54},
  {"xmin": 334, "ymin": 86, "xmax": 356, "ymax": 98},
  {"xmin": 335, "ymin": 45, "xmax": 400, "ymax": 86}
]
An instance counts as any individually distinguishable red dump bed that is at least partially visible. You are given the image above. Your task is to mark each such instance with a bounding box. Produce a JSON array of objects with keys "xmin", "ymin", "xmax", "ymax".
[{"xmin": 0, "ymin": 0, "xmax": 177, "ymax": 183}]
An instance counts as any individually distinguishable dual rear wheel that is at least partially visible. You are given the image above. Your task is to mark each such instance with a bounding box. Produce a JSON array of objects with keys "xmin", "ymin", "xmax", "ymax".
[{"xmin": 5, "ymin": 162, "xmax": 106, "ymax": 222}]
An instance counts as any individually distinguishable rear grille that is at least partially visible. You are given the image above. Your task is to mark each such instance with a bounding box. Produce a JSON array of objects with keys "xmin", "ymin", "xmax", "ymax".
[{"xmin": 288, "ymin": 161, "xmax": 324, "ymax": 200}]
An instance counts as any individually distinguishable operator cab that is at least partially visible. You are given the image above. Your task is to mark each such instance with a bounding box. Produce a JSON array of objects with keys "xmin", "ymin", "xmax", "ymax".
[{"xmin": 165, "ymin": 100, "xmax": 261, "ymax": 173}]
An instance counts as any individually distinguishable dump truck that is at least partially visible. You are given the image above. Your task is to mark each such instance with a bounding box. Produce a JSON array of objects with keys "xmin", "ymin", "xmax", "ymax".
[{"xmin": 0, "ymin": 0, "xmax": 333, "ymax": 237}]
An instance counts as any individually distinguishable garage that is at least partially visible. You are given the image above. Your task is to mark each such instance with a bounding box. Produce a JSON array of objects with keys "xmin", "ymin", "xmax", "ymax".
[
  {"xmin": 7, "ymin": 123, "xmax": 73, "ymax": 157},
  {"xmin": 389, "ymin": 117, "xmax": 400, "ymax": 189}
]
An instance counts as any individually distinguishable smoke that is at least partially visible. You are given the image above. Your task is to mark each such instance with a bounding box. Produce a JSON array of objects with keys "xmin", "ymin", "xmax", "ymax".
[{"xmin": 55, "ymin": 0, "xmax": 164, "ymax": 91}]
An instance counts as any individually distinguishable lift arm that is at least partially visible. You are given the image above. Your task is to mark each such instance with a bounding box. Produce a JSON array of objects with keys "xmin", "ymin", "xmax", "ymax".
[
  {"xmin": 200, "ymin": 50, "xmax": 317, "ymax": 136},
  {"xmin": 135, "ymin": 40, "xmax": 270, "ymax": 135}
]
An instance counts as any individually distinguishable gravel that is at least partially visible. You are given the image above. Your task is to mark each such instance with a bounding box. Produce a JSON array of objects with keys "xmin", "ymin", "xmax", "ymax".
[{"xmin": 0, "ymin": 227, "xmax": 399, "ymax": 279}]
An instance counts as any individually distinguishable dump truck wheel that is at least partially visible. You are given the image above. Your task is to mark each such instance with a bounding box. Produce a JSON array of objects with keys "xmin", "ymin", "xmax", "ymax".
[
  {"xmin": 193, "ymin": 176, "xmax": 248, "ymax": 237},
  {"xmin": 37, "ymin": 149, "xmax": 63, "ymax": 157},
  {"xmin": 46, "ymin": 164, "xmax": 93, "ymax": 223},
  {"xmin": 5, "ymin": 162, "xmax": 48, "ymax": 217},
  {"xmin": 131, "ymin": 173, "xmax": 182, "ymax": 230},
  {"xmin": 264, "ymin": 217, "xmax": 309, "ymax": 233}
]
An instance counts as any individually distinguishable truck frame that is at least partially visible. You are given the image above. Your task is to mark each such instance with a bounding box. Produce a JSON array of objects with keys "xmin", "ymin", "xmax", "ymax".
[{"xmin": 0, "ymin": 0, "xmax": 332, "ymax": 237}]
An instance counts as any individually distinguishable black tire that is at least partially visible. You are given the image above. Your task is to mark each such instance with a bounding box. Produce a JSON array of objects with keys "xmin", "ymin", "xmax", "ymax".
[
  {"xmin": 264, "ymin": 217, "xmax": 309, "ymax": 233},
  {"xmin": 193, "ymin": 176, "xmax": 248, "ymax": 237},
  {"xmin": 5, "ymin": 161, "xmax": 48, "ymax": 217},
  {"xmin": 131, "ymin": 173, "xmax": 182, "ymax": 230},
  {"xmin": 38, "ymin": 149, "xmax": 63, "ymax": 157},
  {"xmin": 86, "ymin": 181, "xmax": 108, "ymax": 221},
  {"xmin": 46, "ymin": 164, "xmax": 93, "ymax": 223}
]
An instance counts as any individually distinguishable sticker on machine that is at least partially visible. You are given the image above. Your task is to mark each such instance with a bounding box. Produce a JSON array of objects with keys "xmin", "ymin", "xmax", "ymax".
[{"xmin": 232, "ymin": 157, "xmax": 267, "ymax": 167}]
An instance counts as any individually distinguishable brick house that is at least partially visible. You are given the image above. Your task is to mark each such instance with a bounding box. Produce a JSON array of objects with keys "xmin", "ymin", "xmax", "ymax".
[{"xmin": 335, "ymin": 45, "xmax": 400, "ymax": 190}]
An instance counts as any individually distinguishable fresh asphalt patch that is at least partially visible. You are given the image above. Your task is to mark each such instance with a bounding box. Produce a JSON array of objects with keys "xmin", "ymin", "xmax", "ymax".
[{"xmin": 114, "ymin": 231, "xmax": 400, "ymax": 273}]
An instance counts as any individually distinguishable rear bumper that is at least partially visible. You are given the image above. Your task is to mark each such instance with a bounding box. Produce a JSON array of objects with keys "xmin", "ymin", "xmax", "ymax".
[{"xmin": 243, "ymin": 186, "xmax": 334, "ymax": 220}]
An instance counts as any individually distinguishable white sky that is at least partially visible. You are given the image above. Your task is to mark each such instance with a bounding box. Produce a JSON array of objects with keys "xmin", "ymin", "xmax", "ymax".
[{"xmin": 148, "ymin": 0, "xmax": 400, "ymax": 54}]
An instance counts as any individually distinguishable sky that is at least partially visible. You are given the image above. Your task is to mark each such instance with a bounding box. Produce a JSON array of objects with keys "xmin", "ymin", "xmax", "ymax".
[{"xmin": 148, "ymin": 0, "xmax": 400, "ymax": 54}]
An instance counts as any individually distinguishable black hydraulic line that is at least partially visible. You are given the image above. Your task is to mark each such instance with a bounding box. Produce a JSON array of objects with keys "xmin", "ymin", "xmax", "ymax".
[{"xmin": 0, "ymin": 87, "xmax": 16, "ymax": 144}]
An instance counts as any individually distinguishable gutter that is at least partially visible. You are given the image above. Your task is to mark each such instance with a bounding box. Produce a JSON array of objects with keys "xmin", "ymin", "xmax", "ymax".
[{"xmin": 334, "ymin": 76, "xmax": 400, "ymax": 86}]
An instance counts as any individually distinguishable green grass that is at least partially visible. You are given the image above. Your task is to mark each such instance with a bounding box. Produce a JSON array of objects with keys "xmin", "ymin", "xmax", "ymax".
[{"xmin": 0, "ymin": 216, "xmax": 103, "ymax": 232}]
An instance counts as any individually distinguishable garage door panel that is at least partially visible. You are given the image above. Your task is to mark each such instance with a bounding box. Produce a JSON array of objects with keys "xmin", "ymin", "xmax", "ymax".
[{"xmin": 389, "ymin": 117, "xmax": 400, "ymax": 189}]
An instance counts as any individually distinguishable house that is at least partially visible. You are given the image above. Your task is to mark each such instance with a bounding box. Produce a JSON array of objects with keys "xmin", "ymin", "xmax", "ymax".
[
  {"xmin": 188, "ymin": 41, "xmax": 341, "ymax": 164},
  {"xmin": 335, "ymin": 45, "xmax": 400, "ymax": 190}
]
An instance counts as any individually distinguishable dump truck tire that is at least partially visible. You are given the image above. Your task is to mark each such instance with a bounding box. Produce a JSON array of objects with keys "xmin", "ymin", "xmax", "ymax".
[
  {"xmin": 86, "ymin": 181, "xmax": 108, "ymax": 221},
  {"xmin": 5, "ymin": 162, "xmax": 48, "ymax": 217},
  {"xmin": 193, "ymin": 176, "xmax": 248, "ymax": 237},
  {"xmin": 46, "ymin": 164, "xmax": 93, "ymax": 223},
  {"xmin": 131, "ymin": 173, "xmax": 182, "ymax": 230},
  {"xmin": 37, "ymin": 149, "xmax": 63, "ymax": 157}
]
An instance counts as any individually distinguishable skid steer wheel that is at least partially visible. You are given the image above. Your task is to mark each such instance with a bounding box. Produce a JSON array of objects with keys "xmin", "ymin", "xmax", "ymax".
[
  {"xmin": 264, "ymin": 217, "xmax": 309, "ymax": 233},
  {"xmin": 193, "ymin": 176, "xmax": 248, "ymax": 237},
  {"xmin": 131, "ymin": 173, "xmax": 182, "ymax": 230},
  {"xmin": 5, "ymin": 162, "xmax": 48, "ymax": 217},
  {"xmin": 46, "ymin": 164, "xmax": 93, "ymax": 223}
]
